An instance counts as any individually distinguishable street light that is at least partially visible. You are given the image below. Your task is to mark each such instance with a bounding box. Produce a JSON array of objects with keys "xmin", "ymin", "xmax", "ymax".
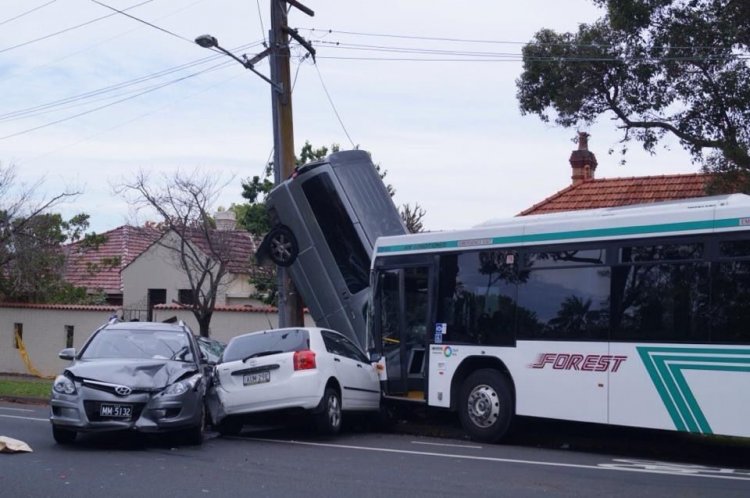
[
  {"xmin": 194, "ymin": 34, "xmax": 217, "ymax": 49},
  {"xmin": 194, "ymin": 4, "xmax": 314, "ymax": 329},
  {"xmin": 193, "ymin": 34, "xmax": 278, "ymax": 90}
]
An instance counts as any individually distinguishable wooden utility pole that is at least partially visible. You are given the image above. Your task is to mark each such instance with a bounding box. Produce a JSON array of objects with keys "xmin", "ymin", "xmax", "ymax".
[{"xmin": 269, "ymin": 0, "xmax": 314, "ymax": 327}]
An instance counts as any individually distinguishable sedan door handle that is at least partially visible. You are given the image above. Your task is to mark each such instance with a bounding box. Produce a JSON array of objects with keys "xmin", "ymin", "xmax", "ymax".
[
  {"xmin": 334, "ymin": 357, "xmax": 341, "ymax": 362},
  {"xmin": 356, "ymin": 364, "xmax": 363, "ymax": 368}
]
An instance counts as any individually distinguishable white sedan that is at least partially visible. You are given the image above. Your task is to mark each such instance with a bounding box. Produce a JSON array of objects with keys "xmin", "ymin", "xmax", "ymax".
[{"xmin": 207, "ymin": 327, "xmax": 381, "ymax": 435}]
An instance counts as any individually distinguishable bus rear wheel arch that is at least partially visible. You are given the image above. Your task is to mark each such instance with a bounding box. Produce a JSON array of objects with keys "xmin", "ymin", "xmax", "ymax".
[{"xmin": 458, "ymin": 368, "xmax": 514, "ymax": 443}]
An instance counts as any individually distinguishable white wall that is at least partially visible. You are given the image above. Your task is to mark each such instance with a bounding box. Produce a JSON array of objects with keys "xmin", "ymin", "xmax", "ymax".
[
  {"xmin": 0, "ymin": 304, "xmax": 313, "ymax": 377},
  {"xmin": 0, "ymin": 304, "xmax": 118, "ymax": 377}
]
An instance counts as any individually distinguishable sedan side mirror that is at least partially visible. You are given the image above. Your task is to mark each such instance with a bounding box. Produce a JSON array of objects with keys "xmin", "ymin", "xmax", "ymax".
[
  {"xmin": 369, "ymin": 352, "xmax": 382, "ymax": 363},
  {"xmin": 59, "ymin": 348, "xmax": 76, "ymax": 361}
]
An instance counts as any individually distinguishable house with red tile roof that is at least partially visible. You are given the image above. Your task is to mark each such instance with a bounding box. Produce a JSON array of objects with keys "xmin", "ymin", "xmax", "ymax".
[
  {"xmin": 519, "ymin": 132, "xmax": 716, "ymax": 216},
  {"xmin": 64, "ymin": 214, "xmax": 264, "ymax": 320},
  {"xmin": 120, "ymin": 225, "xmax": 264, "ymax": 321},
  {"xmin": 63, "ymin": 225, "xmax": 161, "ymax": 305}
]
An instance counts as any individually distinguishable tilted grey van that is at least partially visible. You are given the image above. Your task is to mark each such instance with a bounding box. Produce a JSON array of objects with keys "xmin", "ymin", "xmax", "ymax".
[{"xmin": 257, "ymin": 150, "xmax": 406, "ymax": 349}]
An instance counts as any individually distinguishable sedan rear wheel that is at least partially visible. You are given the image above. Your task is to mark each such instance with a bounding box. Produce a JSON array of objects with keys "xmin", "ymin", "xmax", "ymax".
[
  {"xmin": 217, "ymin": 416, "xmax": 243, "ymax": 437},
  {"xmin": 314, "ymin": 387, "xmax": 342, "ymax": 435},
  {"xmin": 52, "ymin": 426, "xmax": 77, "ymax": 445}
]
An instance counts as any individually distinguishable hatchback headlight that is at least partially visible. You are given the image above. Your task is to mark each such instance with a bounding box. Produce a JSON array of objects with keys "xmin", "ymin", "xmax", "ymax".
[
  {"xmin": 53, "ymin": 375, "xmax": 76, "ymax": 395},
  {"xmin": 162, "ymin": 374, "xmax": 202, "ymax": 396}
]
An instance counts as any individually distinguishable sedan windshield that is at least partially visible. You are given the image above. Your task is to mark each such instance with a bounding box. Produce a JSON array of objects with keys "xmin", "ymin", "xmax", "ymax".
[
  {"xmin": 81, "ymin": 329, "xmax": 193, "ymax": 361},
  {"xmin": 222, "ymin": 329, "xmax": 309, "ymax": 363}
]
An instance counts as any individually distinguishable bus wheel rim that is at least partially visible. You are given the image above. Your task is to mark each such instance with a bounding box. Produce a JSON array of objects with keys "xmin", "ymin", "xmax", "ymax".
[{"xmin": 467, "ymin": 384, "xmax": 500, "ymax": 429}]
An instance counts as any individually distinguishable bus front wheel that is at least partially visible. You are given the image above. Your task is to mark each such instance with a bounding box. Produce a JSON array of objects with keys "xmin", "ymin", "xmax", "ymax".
[{"xmin": 458, "ymin": 369, "xmax": 513, "ymax": 443}]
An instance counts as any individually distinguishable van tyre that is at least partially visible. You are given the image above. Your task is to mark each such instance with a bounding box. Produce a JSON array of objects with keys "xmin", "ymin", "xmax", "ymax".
[
  {"xmin": 315, "ymin": 387, "xmax": 342, "ymax": 435},
  {"xmin": 458, "ymin": 369, "xmax": 513, "ymax": 443},
  {"xmin": 267, "ymin": 226, "xmax": 298, "ymax": 267},
  {"xmin": 52, "ymin": 426, "xmax": 77, "ymax": 445}
]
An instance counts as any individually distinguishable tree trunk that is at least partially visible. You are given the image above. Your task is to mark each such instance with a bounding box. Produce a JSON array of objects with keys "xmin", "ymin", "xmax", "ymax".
[{"xmin": 197, "ymin": 313, "xmax": 212, "ymax": 337}]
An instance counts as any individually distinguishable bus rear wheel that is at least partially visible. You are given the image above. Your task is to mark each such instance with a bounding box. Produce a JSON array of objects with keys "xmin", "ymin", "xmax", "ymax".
[{"xmin": 458, "ymin": 369, "xmax": 513, "ymax": 443}]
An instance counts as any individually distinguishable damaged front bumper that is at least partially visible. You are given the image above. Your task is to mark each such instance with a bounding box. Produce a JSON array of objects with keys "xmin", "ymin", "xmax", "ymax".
[{"xmin": 50, "ymin": 381, "xmax": 204, "ymax": 434}]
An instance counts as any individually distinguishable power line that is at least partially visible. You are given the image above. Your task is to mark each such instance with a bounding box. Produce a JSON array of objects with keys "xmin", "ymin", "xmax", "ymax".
[
  {"xmin": 0, "ymin": 59, "xmax": 236, "ymax": 141},
  {"xmin": 309, "ymin": 38, "xmax": 748, "ymax": 63},
  {"xmin": 3, "ymin": 0, "xmax": 210, "ymax": 83},
  {"xmin": 0, "ymin": 0, "xmax": 57, "ymax": 27},
  {"xmin": 256, "ymin": 0, "xmax": 267, "ymax": 46},
  {"xmin": 0, "ymin": 41, "xmax": 264, "ymax": 123},
  {"xmin": 89, "ymin": 0, "xmax": 194, "ymax": 45},
  {"xmin": 0, "ymin": 0, "xmax": 154, "ymax": 55},
  {"xmin": 300, "ymin": 27, "xmax": 742, "ymax": 53},
  {"xmin": 20, "ymin": 70, "xmax": 249, "ymax": 167},
  {"xmin": 314, "ymin": 62, "xmax": 355, "ymax": 148}
]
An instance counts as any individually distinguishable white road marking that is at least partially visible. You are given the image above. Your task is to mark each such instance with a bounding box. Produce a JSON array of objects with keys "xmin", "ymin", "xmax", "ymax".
[
  {"xmin": 0, "ymin": 414, "xmax": 48, "ymax": 422},
  {"xmin": 245, "ymin": 437, "xmax": 750, "ymax": 482},
  {"xmin": 411, "ymin": 440, "xmax": 483, "ymax": 449},
  {"xmin": 0, "ymin": 406, "xmax": 35, "ymax": 413}
]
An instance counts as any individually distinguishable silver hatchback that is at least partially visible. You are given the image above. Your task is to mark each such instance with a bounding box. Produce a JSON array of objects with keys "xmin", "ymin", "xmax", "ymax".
[{"xmin": 49, "ymin": 320, "xmax": 208, "ymax": 445}]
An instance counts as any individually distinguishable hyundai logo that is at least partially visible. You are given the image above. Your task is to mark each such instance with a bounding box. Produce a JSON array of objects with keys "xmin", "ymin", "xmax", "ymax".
[{"xmin": 114, "ymin": 385, "xmax": 132, "ymax": 396}]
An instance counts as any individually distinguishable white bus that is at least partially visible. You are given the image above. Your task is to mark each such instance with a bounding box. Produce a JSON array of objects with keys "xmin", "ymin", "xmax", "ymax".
[{"xmin": 369, "ymin": 194, "xmax": 750, "ymax": 442}]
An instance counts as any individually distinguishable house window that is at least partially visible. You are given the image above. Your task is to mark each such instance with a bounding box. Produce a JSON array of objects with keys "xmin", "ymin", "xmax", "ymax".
[
  {"xmin": 13, "ymin": 323, "xmax": 23, "ymax": 349},
  {"xmin": 65, "ymin": 325, "xmax": 74, "ymax": 348},
  {"xmin": 178, "ymin": 289, "xmax": 195, "ymax": 305}
]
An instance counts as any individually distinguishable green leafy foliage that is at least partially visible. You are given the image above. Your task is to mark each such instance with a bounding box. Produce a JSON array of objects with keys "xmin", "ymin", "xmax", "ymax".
[{"xmin": 517, "ymin": 0, "xmax": 750, "ymax": 179}]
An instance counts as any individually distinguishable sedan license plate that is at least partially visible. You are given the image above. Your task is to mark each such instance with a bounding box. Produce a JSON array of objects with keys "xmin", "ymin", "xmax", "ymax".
[
  {"xmin": 99, "ymin": 403, "xmax": 132, "ymax": 418},
  {"xmin": 243, "ymin": 370, "xmax": 270, "ymax": 386}
]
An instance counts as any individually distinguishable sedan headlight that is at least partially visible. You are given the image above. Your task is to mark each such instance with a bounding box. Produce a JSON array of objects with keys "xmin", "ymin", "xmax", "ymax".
[
  {"xmin": 53, "ymin": 375, "xmax": 76, "ymax": 395},
  {"xmin": 162, "ymin": 374, "xmax": 202, "ymax": 396}
]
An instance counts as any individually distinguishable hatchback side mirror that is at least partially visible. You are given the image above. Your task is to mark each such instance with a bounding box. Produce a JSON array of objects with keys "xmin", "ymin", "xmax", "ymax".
[{"xmin": 59, "ymin": 348, "xmax": 76, "ymax": 361}]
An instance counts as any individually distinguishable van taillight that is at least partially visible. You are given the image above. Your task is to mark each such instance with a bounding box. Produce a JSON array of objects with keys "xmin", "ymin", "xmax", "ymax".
[{"xmin": 293, "ymin": 350, "xmax": 316, "ymax": 370}]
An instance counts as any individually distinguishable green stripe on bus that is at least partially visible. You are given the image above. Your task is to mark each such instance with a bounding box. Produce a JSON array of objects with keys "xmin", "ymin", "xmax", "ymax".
[
  {"xmin": 377, "ymin": 218, "xmax": 742, "ymax": 254},
  {"xmin": 637, "ymin": 346, "xmax": 750, "ymax": 435}
]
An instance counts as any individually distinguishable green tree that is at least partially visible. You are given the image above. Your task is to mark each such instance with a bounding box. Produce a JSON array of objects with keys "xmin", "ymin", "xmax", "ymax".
[
  {"xmin": 0, "ymin": 163, "xmax": 101, "ymax": 303},
  {"xmin": 516, "ymin": 0, "xmax": 750, "ymax": 188}
]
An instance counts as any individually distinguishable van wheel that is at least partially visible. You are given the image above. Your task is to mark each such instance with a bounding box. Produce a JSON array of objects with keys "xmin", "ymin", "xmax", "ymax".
[
  {"xmin": 268, "ymin": 226, "xmax": 298, "ymax": 267},
  {"xmin": 458, "ymin": 369, "xmax": 513, "ymax": 443},
  {"xmin": 314, "ymin": 388, "xmax": 342, "ymax": 435}
]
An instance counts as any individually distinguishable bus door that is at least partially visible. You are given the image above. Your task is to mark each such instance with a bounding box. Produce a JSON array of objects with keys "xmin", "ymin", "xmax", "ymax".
[{"xmin": 374, "ymin": 261, "xmax": 434, "ymax": 399}]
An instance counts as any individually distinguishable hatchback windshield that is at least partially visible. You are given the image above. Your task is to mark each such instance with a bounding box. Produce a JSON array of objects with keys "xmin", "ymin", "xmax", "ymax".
[
  {"xmin": 81, "ymin": 329, "xmax": 193, "ymax": 361},
  {"xmin": 222, "ymin": 329, "xmax": 310, "ymax": 363}
]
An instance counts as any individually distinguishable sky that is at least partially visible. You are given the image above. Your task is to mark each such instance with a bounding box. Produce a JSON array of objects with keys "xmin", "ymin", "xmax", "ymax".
[{"xmin": 0, "ymin": 0, "xmax": 698, "ymax": 234}]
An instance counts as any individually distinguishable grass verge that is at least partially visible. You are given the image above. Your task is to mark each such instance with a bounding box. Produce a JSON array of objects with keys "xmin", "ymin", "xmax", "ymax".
[{"xmin": 0, "ymin": 377, "xmax": 52, "ymax": 399}]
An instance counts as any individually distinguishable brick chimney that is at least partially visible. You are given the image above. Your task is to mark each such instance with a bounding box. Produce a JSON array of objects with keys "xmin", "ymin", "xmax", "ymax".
[{"xmin": 569, "ymin": 132, "xmax": 598, "ymax": 185}]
